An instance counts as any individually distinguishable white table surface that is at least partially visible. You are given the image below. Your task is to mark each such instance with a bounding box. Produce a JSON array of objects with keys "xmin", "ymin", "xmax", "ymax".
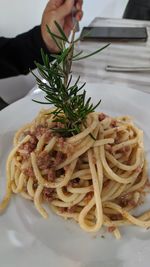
[{"xmin": 72, "ymin": 17, "xmax": 150, "ymax": 94}]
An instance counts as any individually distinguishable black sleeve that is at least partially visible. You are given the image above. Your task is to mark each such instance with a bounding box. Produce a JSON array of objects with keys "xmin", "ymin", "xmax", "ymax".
[{"xmin": 0, "ymin": 26, "xmax": 53, "ymax": 79}]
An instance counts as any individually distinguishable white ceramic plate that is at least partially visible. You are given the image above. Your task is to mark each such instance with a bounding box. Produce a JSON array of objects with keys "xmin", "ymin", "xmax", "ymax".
[{"xmin": 0, "ymin": 83, "xmax": 150, "ymax": 267}]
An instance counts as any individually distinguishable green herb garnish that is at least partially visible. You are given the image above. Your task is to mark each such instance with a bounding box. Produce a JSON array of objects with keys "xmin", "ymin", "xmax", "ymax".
[{"xmin": 32, "ymin": 22, "xmax": 109, "ymax": 137}]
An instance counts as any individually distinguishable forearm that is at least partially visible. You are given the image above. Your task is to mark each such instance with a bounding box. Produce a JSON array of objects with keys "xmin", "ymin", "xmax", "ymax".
[{"xmin": 0, "ymin": 26, "xmax": 53, "ymax": 79}]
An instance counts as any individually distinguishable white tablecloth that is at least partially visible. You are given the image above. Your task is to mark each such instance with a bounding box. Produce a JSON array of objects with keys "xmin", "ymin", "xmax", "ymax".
[{"xmin": 72, "ymin": 17, "xmax": 150, "ymax": 94}]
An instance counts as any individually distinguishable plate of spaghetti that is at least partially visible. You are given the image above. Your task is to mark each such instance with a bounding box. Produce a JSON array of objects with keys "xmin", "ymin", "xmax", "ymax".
[
  {"xmin": 0, "ymin": 82, "xmax": 150, "ymax": 267},
  {"xmin": 1, "ymin": 23, "xmax": 150, "ymax": 267}
]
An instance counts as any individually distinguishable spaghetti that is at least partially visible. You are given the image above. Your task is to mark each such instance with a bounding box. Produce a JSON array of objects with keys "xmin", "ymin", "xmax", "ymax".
[{"xmin": 1, "ymin": 108, "xmax": 149, "ymax": 239}]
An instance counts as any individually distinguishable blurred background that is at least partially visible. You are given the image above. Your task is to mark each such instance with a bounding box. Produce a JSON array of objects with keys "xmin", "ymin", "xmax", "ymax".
[{"xmin": 0, "ymin": 0, "xmax": 129, "ymax": 103}]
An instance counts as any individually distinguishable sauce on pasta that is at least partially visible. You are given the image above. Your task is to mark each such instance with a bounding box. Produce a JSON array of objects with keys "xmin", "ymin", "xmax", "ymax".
[{"xmin": 0, "ymin": 108, "xmax": 149, "ymax": 239}]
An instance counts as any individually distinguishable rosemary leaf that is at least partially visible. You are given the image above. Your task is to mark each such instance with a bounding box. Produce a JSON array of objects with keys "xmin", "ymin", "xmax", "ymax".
[
  {"xmin": 32, "ymin": 22, "xmax": 109, "ymax": 137},
  {"xmin": 73, "ymin": 43, "xmax": 110, "ymax": 61}
]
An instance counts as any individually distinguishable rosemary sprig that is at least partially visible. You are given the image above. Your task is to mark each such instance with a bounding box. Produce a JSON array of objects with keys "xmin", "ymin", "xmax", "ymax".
[{"xmin": 32, "ymin": 21, "xmax": 109, "ymax": 137}]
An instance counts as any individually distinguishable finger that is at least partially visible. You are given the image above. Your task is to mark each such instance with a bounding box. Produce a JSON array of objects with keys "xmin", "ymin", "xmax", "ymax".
[
  {"xmin": 65, "ymin": 15, "xmax": 74, "ymax": 29},
  {"xmin": 76, "ymin": 0, "xmax": 83, "ymax": 10},
  {"xmin": 58, "ymin": 0, "xmax": 75, "ymax": 19},
  {"xmin": 75, "ymin": 10, "xmax": 83, "ymax": 21},
  {"xmin": 63, "ymin": 15, "xmax": 74, "ymax": 36},
  {"xmin": 49, "ymin": 0, "xmax": 64, "ymax": 9},
  {"xmin": 63, "ymin": 26, "xmax": 71, "ymax": 38}
]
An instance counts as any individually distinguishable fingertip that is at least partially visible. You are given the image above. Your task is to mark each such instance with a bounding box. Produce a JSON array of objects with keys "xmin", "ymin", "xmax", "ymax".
[{"xmin": 75, "ymin": 11, "xmax": 83, "ymax": 21}]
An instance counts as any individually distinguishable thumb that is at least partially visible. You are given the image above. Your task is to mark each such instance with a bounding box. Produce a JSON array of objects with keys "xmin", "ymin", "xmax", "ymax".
[{"xmin": 58, "ymin": 0, "xmax": 75, "ymax": 19}]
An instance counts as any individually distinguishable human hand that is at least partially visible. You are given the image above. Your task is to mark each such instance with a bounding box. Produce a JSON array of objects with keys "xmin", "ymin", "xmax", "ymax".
[{"xmin": 41, "ymin": 0, "xmax": 83, "ymax": 53}]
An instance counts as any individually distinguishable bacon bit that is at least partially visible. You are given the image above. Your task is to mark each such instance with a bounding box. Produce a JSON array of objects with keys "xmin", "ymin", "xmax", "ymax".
[
  {"xmin": 55, "ymin": 151, "xmax": 66, "ymax": 165},
  {"xmin": 99, "ymin": 113, "xmax": 107, "ymax": 121},
  {"xmin": 128, "ymin": 199, "xmax": 136, "ymax": 207},
  {"xmin": 47, "ymin": 169, "xmax": 56, "ymax": 182},
  {"xmin": 58, "ymin": 137, "xmax": 65, "ymax": 148},
  {"xmin": 110, "ymin": 120, "xmax": 117, "ymax": 128},
  {"xmin": 134, "ymin": 175, "xmax": 142, "ymax": 184},
  {"xmin": 135, "ymin": 166, "xmax": 142, "ymax": 173},
  {"xmin": 108, "ymin": 226, "xmax": 116, "ymax": 233},
  {"xmin": 118, "ymin": 192, "xmax": 134, "ymax": 208},
  {"xmin": 30, "ymin": 135, "xmax": 38, "ymax": 144},
  {"xmin": 51, "ymin": 122, "xmax": 65, "ymax": 129},
  {"xmin": 34, "ymin": 125, "xmax": 48, "ymax": 139},
  {"xmin": 124, "ymin": 146, "xmax": 130, "ymax": 153},
  {"xmin": 49, "ymin": 122, "xmax": 56, "ymax": 128},
  {"xmin": 146, "ymin": 180, "xmax": 150, "ymax": 187},
  {"xmin": 21, "ymin": 154, "xmax": 29, "ymax": 161},
  {"xmin": 70, "ymin": 178, "xmax": 80, "ymax": 188},
  {"xmin": 43, "ymin": 187, "xmax": 55, "ymax": 202},
  {"xmin": 60, "ymin": 207, "xmax": 67, "ymax": 213},
  {"xmin": 58, "ymin": 138, "xmax": 74, "ymax": 154},
  {"xmin": 92, "ymin": 156, "xmax": 96, "ymax": 165},
  {"xmin": 105, "ymin": 144, "xmax": 113, "ymax": 154},
  {"xmin": 37, "ymin": 151, "xmax": 53, "ymax": 170},
  {"xmin": 20, "ymin": 136, "xmax": 38, "ymax": 156},
  {"xmin": 57, "ymin": 122, "xmax": 65, "ymax": 128},
  {"xmin": 23, "ymin": 167, "xmax": 35, "ymax": 177},
  {"xmin": 44, "ymin": 131, "xmax": 53, "ymax": 143},
  {"xmin": 67, "ymin": 205, "xmax": 77, "ymax": 213},
  {"xmin": 84, "ymin": 192, "xmax": 94, "ymax": 204},
  {"xmin": 110, "ymin": 214, "xmax": 123, "ymax": 221},
  {"xmin": 118, "ymin": 146, "xmax": 130, "ymax": 154},
  {"xmin": 103, "ymin": 180, "xmax": 110, "ymax": 188}
]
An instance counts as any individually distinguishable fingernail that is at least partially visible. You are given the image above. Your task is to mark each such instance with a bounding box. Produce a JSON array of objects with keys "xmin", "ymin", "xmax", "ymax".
[{"xmin": 76, "ymin": 11, "xmax": 83, "ymax": 21}]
